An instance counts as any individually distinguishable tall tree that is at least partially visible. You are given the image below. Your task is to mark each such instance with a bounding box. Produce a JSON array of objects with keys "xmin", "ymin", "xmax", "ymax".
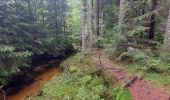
[
  {"xmin": 89, "ymin": 0, "xmax": 95, "ymax": 42},
  {"xmin": 118, "ymin": 0, "xmax": 126, "ymax": 26},
  {"xmin": 81, "ymin": 0, "xmax": 87, "ymax": 50},
  {"xmin": 148, "ymin": 0, "xmax": 158, "ymax": 40},
  {"xmin": 163, "ymin": 10, "xmax": 170, "ymax": 52},
  {"xmin": 99, "ymin": 0, "xmax": 104, "ymax": 35},
  {"xmin": 96, "ymin": 0, "xmax": 100, "ymax": 36}
]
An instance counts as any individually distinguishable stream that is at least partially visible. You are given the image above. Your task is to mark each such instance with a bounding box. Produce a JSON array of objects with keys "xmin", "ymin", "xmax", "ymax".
[{"xmin": 6, "ymin": 67, "xmax": 60, "ymax": 100}]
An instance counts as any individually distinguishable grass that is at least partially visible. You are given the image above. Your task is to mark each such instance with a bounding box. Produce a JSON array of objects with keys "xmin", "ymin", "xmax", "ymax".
[{"xmin": 33, "ymin": 52, "xmax": 132, "ymax": 100}]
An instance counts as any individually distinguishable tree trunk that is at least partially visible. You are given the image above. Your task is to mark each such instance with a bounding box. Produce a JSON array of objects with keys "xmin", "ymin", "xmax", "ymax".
[
  {"xmin": 148, "ymin": 0, "xmax": 158, "ymax": 40},
  {"xmin": 0, "ymin": 86, "xmax": 5, "ymax": 100},
  {"xmin": 163, "ymin": 10, "xmax": 170, "ymax": 52},
  {"xmin": 118, "ymin": 0, "xmax": 126, "ymax": 26},
  {"xmin": 81, "ymin": 0, "xmax": 87, "ymax": 50},
  {"xmin": 142, "ymin": 0, "xmax": 147, "ymax": 15},
  {"xmin": 99, "ymin": 0, "xmax": 104, "ymax": 35},
  {"xmin": 63, "ymin": 15, "xmax": 66, "ymax": 33},
  {"xmin": 27, "ymin": 0, "xmax": 34, "ymax": 20},
  {"xmin": 96, "ymin": 0, "xmax": 100, "ymax": 36},
  {"xmin": 89, "ymin": 0, "xmax": 95, "ymax": 42},
  {"xmin": 54, "ymin": 0, "xmax": 58, "ymax": 32}
]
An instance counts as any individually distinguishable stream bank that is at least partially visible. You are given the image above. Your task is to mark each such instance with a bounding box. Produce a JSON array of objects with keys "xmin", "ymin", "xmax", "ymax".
[
  {"xmin": 7, "ymin": 67, "xmax": 60, "ymax": 100},
  {"xmin": 1, "ymin": 48, "xmax": 75, "ymax": 100}
]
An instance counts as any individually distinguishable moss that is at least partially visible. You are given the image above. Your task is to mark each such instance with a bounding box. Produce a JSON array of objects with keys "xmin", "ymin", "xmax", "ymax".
[{"xmin": 69, "ymin": 66, "xmax": 78, "ymax": 73}]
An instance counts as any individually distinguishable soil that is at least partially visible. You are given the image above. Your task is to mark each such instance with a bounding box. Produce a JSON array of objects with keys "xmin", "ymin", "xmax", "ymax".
[{"xmin": 93, "ymin": 49, "xmax": 170, "ymax": 100}]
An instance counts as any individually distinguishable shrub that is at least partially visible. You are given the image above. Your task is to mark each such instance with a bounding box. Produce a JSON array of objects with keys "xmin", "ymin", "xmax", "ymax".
[
  {"xmin": 110, "ymin": 86, "xmax": 132, "ymax": 100},
  {"xmin": 160, "ymin": 53, "xmax": 170, "ymax": 63},
  {"xmin": 133, "ymin": 52, "xmax": 147, "ymax": 65},
  {"xmin": 131, "ymin": 51, "xmax": 170, "ymax": 73},
  {"xmin": 117, "ymin": 49, "xmax": 170, "ymax": 73}
]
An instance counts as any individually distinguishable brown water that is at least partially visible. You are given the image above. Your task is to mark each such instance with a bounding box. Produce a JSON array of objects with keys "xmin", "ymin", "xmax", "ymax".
[{"xmin": 7, "ymin": 67, "xmax": 60, "ymax": 100}]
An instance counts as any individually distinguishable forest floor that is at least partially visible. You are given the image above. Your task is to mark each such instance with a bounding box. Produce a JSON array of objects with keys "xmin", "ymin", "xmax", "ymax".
[{"xmin": 92, "ymin": 49, "xmax": 170, "ymax": 100}]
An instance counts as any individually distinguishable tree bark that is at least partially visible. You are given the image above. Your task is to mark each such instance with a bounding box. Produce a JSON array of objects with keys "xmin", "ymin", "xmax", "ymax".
[
  {"xmin": 163, "ymin": 10, "xmax": 170, "ymax": 52},
  {"xmin": 118, "ymin": 0, "xmax": 126, "ymax": 26},
  {"xmin": 90, "ymin": 0, "xmax": 95, "ymax": 42},
  {"xmin": 96, "ymin": 0, "xmax": 100, "ymax": 36},
  {"xmin": 54, "ymin": 0, "xmax": 58, "ymax": 32},
  {"xmin": 148, "ymin": 0, "xmax": 158, "ymax": 40},
  {"xmin": 99, "ymin": 0, "xmax": 104, "ymax": 35},
  {"xmin": 81, "ymin": 0, "xmax": 87, "ymax": 50}
]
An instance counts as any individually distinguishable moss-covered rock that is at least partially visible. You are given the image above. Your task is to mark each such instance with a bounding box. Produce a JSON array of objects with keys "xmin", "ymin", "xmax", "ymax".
[{"xmin": 69, "ymin": 66, "xmax": 78, "ymax": 73}]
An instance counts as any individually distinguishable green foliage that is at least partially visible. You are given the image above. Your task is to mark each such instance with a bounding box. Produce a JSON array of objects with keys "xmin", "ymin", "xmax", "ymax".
[
  {"xmin": 118, "ymin": 52, "xmax": 133, "ymax": 61},
  {"xmin": 0, "ymin": 45, "xmax": 32, "ymax": 84},
  {"xmin": 106, "ymin": 86, "xmax": 132, "ymax": 100},
  {"xmin": 160, "ymin": 53, "xmax": 170, "ymax": 63},
  {"xmin": 67, "ymin": 0, "xmax": 81, "ymax": 47},
  {"xmin": 0, "ymin": 0, "xmax": 74, "ymax": 85},
  {"xmin": 60, "ymin": 53, "xmax": 85, "ymax": 71},
  {"xmin": 35, "ymin": 53, "xmax": 132, "ymax": 100},
  {"xmin": 81, "ymin": 75, "xmax": 92, "ymax": 85},
  {"xmin": 110, "ymin": 86, "xmax": 132, "ymax": 100},
  {"xmin": 133, "ymin": 52, "xmax": 147, "ymax": 64},
  {"xmin": 36, "ymin": 73, "xmax": 107, "ymax": 100},
  {"xmin": 103, "ymin": 1, "xmax": 119, "ymax": 30},
  {"xmin": 133, "ymin": 52, "xmax": 170, "ymax": 72},
  {"xmin": 117, "ymin": 49, "xmax": 170, "ymax": 73}
]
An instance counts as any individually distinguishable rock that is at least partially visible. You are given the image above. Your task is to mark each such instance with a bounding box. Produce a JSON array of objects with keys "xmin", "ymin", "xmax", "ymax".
[{"xmin": 127, "ymin": 47, "xmax": 141, "ymax": 54}]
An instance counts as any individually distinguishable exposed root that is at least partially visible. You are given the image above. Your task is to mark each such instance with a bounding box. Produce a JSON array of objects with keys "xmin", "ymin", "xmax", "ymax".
[{"xmin": 123, "ymin": 76, "xmax": 138, "ymax": 88}]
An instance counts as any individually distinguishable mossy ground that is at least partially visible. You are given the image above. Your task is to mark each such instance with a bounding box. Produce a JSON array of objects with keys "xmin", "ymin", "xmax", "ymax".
[{"xmin": 33, "ymin": 52, "xmax": 132, "ymax": 100}]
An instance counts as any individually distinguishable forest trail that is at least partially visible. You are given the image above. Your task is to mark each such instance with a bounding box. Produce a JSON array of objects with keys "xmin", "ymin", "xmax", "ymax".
[{"xmin": 92, "ymin": 49, "xmax": 170, "ymax": 100}]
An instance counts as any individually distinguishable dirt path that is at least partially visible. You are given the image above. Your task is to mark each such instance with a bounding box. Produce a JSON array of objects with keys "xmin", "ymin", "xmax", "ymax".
[{"xmin": 92, "ymin": 49, "xmax": 170, "ymax": 100}]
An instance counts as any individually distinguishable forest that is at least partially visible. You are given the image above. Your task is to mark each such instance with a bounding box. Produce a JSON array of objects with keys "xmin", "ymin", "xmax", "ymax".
[{"xmin": 0, "ymin": 0, "xmax": 170, "ymax": 100}]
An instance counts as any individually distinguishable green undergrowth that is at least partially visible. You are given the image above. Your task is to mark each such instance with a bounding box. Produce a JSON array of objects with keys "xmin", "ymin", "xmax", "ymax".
[
  {"xmin": 104, "ymin": 43, "xmax": 170, "ymax": 92},
  {"xmin": 114, "ymin": 61, "xmax": 170, "ymax": 93},
  {"xmin": 34, "ymin": 52, "xmax": 132, "ymax": 100}
]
